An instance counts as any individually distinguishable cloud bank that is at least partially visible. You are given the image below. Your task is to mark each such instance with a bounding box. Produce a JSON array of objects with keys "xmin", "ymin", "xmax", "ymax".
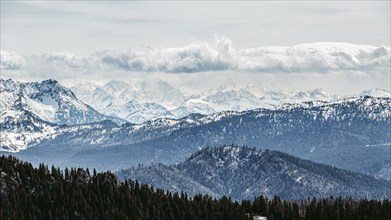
[
  {"xmin": 0, "ymin": 50, "xmax": 26, "ymax": 70},
  {"xmin": 1, "ymin": 37, "xmax": 390, "ymax": 75}
]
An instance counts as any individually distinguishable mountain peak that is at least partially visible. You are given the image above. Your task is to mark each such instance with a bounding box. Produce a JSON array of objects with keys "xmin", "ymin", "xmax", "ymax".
[
  {"xmin": 118, "ymin": 145, "xmax": 390, "ymax": 200},
  {"xmin": 71, "ymin": 82, "xmax": 98, "ymax": 91},
  {"xmin": 217, "ymin": 78, "xmax": 237, "ymax": 92},
  {"xmin": 187, "ymin": 145, "xmax": 261, "ymax": 167},
  {"xmin": 360, "ymin": 88, "xmax": 390, "ymax": 98},
  {"xmin": 41, "ymin": 79, "xmax": 59, "ymax": 85},
  {"xmin": 293, "ymin": 89, "xmax": 331, "ymax": 100},
  {"xmin": 104, "ymin": 80, "xmax": 131, "ymax": 89}
]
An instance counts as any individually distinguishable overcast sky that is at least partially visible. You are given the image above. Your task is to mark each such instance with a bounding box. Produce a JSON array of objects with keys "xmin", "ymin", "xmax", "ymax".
[{"xmin": 1, "ymin": 1, "xmax": 390, "ymax": 95}]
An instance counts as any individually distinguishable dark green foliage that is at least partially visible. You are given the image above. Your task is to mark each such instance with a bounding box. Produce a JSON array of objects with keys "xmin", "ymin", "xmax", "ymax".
[{"xmin": 0, "ymin": 155, "xmax": 390, "ymax": 220}]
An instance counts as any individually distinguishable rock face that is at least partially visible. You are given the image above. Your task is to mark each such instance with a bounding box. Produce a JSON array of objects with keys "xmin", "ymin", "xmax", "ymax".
[
  {"xmin": 0, "ymin": 79, "xmax": 121, "ymax": 152},
  {"xmin": 116, "ymin": 146, "xmax": 391, "ymax": 200}
]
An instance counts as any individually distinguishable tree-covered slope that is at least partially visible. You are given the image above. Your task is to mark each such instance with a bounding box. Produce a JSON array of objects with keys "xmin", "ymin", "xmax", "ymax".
[{"xmin": 1, "ymin": 155, "xmax": 391, "ymax": 220}]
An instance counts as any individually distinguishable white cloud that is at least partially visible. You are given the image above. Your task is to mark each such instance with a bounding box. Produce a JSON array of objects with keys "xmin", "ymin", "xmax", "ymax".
[
  {"xmin": 97, "ymin": 36, "xmax": 234, "ymax": 73},
  {"xmin": 0, "ymin": 50, "xmax": 26, "ymax": 70},
  {"xmin": 1, "ymin": 37, "xmax": 390, "ymax": 76},
  {"xmin": 42, "ymin": 51, "xmax": 86, "ymax": 69},
  {"xmin": 95, "ymin": 38, "xmax": 391, "ymax": 74},
  {"xmin": 236, "ymin": 42, "xmax": 390, "ymax": 73}
]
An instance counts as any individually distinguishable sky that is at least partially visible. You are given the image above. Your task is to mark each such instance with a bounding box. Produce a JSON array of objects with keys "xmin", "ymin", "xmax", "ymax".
[{"xmin": 1, "ymin": 1, "xmax": 390, "ymax": 95}]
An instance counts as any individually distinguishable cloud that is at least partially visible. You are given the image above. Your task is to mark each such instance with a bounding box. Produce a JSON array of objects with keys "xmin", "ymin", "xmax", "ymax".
[
  {"xmin": 42, "ymin": 51, "xmax": 86, "ymax": 69},
  {"xmin": 93, "ymin": 37, "xmax": 391, "ymax": 73},
  {"xmin": 98, "ymin": 36, "xmax": 234, "ymax": 73},
  {"xmin": 236, "ymin": 42, "xmax": 391, "ymax": 73},
  {"xmin": 0, "ymin": 50, "xmax": 26, "ymax": 70},
  {"xmin": 1, "ymin": 37, "xmax": 390, "ymax": 75}
]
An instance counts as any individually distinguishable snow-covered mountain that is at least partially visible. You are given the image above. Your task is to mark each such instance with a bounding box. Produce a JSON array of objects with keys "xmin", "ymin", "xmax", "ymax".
[
  {"xmin": 71, "ymin": 80, "xmax": 187, "ymax": 123},
  {"xmin": 0, "ymin": 79, "xmax": 123, "ymax": 151},
  {"xmin": 0, "ymin": 79, "xmax": 117, "ymax": 125},
  {"xmin": 116, "ymin": 146, "xmax": 390, "ymax": 200},
  {"xmin": 2, "ymin": 78, "xmax": 390, "ymax": 179},
  {"xmin": 9, "ymin": 96, "xmax": 390, "ymax": 182},
  {"xmin": 71, "ymin": 79, "xmax": 342, "ymax": 123},
  {"xmin": 292, "ymin": 89, "xmax": 339, "ymax": 102},
  {"xmin": 360, "ymin": 88, "xmax": 390, "ymax": 98},
  {"xmin": 0, "ymin": 97, "xmax": 58, "ymax": 152}
]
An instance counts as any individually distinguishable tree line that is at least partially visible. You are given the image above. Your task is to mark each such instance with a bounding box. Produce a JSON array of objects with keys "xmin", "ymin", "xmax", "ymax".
[{"xmin": 0, "ymin": 155, "xmax": 390, "ymax": 220}]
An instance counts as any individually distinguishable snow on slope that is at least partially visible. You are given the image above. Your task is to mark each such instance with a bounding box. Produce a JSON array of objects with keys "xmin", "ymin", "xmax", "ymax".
[
  {"xmin": 0, "ymin": 79, "xmax": 116, "ymax": 125},
  {"xmin": 117, "ymin": 146, "xmax": 391, "ymax": 200},
  {"xmin": 0, "ymin": 79, "xmax": 123, "ymax": 152},
  {"xmin": 0, "ymin": 88, "xmax": 58, "ymax": 152},
  {"xmin": 12, "ymin": 96, "xmax": 389, "ymax": 178},
  {"xmin": 360, "ymin": 89, "xmax": 390, "ymax": 98}
]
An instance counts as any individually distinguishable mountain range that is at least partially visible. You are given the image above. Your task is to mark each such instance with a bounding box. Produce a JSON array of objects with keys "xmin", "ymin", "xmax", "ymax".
[
  {"xmin": 1, "ymin": 78, "xmax": 390, "ymax": 201},
  {"xmin": 0, "ymin": 79, "xmax": 126, "ymax": 151},
  {"xmin": 70, "ymin": 79, "xmax": 348, "ymax": 123},
  {"xmin": 116, "ymin": 145, "xmax": 391, "ymax": 200},
  {"xmin": 0, "ymin": 79, "xmax": 387, "ymax": 181}
]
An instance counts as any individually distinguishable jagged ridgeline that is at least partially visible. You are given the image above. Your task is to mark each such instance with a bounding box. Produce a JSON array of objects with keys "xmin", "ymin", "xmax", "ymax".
[
  {"xmin": 1, "ymin": 155, "xmax": 390, "ymax": 220},
  {"xmin": 116, "ymin": 145, "xmax": 391, "ymax": 201},
  {"xmin": 2, "ymin": 79, "xmax": 390, "ymax": 181}
]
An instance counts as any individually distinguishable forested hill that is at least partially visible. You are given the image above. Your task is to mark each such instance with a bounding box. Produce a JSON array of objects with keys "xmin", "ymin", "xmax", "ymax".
[
  {"xmin": 1, "ymin": 155, "xmax": 390, "ymax": 220},
  {"xmin": 117, "ymin": 146, "xmax": 390, "ymax": 200}
]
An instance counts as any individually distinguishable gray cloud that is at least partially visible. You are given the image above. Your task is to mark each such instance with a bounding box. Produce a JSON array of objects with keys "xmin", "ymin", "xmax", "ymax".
[{"xmin": 1, "ymin": 37, "xmax": 390, "ymax": 75}]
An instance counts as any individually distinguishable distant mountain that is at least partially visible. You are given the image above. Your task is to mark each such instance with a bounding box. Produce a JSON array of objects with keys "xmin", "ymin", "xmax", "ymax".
[
  {"xmin": 116, "ymin": 146, "xmax": 391, "ymax": 200},
  {"xmin": 71, "ymin": 79, "xmax": 341, "ymax": 123},
  {"xmin": 0, "ymin": 79, "xmax": 120, "ymax": 125},
  {"xmin": 10, "ymin": 96, "xmax": 390, "ymax": 181},
  {"xmin": 0, "ymin": 79, "xmax": 122, "ymax": 151},
  {"xmin": 292, "ymin": 89, "xmax": 339, "ymax": 102},
  {"xmin": 71, "ymin": 80, "xmax": 187, "ymax": 124},
  {"xmin": 360, "ymin": 89, "xmax": 390, "ymax": 98}
]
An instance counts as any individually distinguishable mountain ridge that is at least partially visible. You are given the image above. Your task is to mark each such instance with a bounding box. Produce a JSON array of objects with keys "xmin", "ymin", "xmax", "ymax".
[
  {"xmin": 0, "ymin": 78, "xmax": 124, "ymax": 151},
  {"xmin": 116, "ymin": 145, "xmax": 391, "ymax": 200},
  {"xmin": 5, "ymin": 94, "xmax": 389, "ymax": 182},
  {"xmin": 70, "ymin": 79, "xmax": 390, "ymax": 123},
  {"xmin": 1, "ymin": 79, "xmax": 390, "ymax": 180}
]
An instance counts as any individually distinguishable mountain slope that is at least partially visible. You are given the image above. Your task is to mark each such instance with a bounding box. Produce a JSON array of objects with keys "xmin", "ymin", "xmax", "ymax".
[
  {"xmin": 116, "ymin": 146, "xmax": 391, "ymax": 200},
  {"xmin": 360, "ymin": 89, "xmax": 390, "ymax": 98},
  {"xmin": 0, "ymin": 79, "xmax": 117, "ymax": 125},
  {"xmin": 0, "ymin": 79, "xmax": 123, "ymax": 151},
  {"xmin": 0, "ymin": 97, "xmax": 58, "ymax": 152},
  {"xmin": 11, "ymin": 96, "xmax": 390, "ymax": 181}
]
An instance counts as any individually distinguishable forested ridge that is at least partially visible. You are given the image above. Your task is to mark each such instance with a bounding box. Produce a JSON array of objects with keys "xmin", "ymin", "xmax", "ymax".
[{"xmin": 0, "ymin": 155, "xmax": 390, "ymax": 220}]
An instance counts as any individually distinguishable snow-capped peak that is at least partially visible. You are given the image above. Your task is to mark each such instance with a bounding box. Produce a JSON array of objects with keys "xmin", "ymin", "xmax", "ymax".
[
  {"xmin": 71, "ymin": 82, "xmax": 98, "ymax": 93},
  {"xmin": 1, "ymin": 78, "xmax": 114, "ymax": 125},
  {"xmin": 216, "ymin": 78, "xmax": 237, "ymax": 92},
  {"xmin": 292, "ymin": 89, "xmax": 336, "ymax": 102},
  {"xmin": 360, "ymin": 89, "xmax": 390, "ymax": 98}
]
